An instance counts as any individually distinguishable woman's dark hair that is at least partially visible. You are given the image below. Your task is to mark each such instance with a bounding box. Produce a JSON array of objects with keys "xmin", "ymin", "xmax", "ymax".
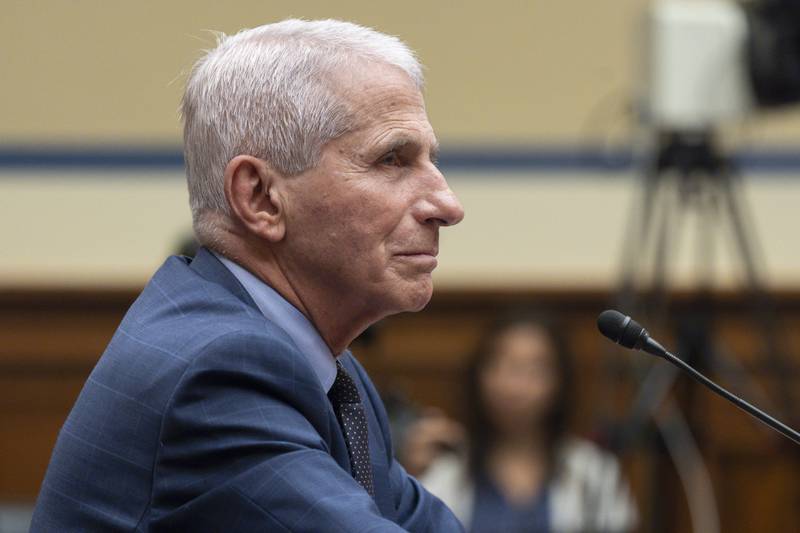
[{"xmin": 463, "ymin": 310, "xmax": 574, "ymax": 480}]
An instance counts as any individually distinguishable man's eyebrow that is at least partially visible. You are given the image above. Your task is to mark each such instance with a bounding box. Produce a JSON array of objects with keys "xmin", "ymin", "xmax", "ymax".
[
  {"xmin": 380, "ymin": 135, "xmax": 414, "ymax": 153},
  {"xmin": 379, "ymin": 135, "xmax": 440, "ymax": 158}
]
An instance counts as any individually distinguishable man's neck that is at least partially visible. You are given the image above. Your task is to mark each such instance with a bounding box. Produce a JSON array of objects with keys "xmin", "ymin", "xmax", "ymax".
[{"xmin": 213, "ymin": 238, "xmax": 372, "ymax": 355}]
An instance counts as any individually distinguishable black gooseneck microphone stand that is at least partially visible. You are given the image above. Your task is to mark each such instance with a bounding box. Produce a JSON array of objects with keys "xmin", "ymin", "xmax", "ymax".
[{"xmin": 598, "ymin": 309, "xmax": 800, "ymax": 446}]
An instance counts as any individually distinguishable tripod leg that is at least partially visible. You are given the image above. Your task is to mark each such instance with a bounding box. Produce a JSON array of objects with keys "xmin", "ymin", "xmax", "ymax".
[
  {"xmin": 614, "ymin": 166, "xmax": 691, "ymax": 533},
  {"xmin": 606, "ymin": 158, "xmax": 667, "ymax": 437},
  {"xmin": 620, "ymin": 171, "xmax": 685, "ymax": 440},
  {"xmin": 719, "ymin": 170, "xmax": 766, "ymax": 290},
  {"xmin": 649, "ymin": 171, "xmax": 677, "ymax": 311},
  {"xmin": 718, "ymin": 168, "xmax": 794, "ymax": 419},
  {"xmin": 695, "ymin": 177, "xmax": 720, "ymax": 289},
  {"xmin": 618, "ymin": 159, "xmax": 663, "ymax": 312}
]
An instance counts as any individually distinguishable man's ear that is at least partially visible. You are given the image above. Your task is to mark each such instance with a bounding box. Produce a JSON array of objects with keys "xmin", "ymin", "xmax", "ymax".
[{"xmin": 223, "ymin": 155, "xmax": 286, "ymax": 242}]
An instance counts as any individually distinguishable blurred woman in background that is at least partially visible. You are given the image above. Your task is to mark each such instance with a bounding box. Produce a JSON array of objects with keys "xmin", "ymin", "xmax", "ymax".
[{"xmin": 417, "ymin": 313, "xmax": 637, "ymax": 533}]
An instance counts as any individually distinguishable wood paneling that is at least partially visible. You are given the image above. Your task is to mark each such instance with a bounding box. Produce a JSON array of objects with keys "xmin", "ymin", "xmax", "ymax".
[
  {"xmin": 0, "ymin": 289, "xmax": 135, "ymax": 502},
  {"xmin": 2, "ymin": 286, "xmax": 799, "ymax": 532}
]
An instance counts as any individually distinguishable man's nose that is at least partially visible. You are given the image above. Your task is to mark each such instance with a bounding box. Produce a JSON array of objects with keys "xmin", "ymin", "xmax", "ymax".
[
  {"xmin": 430, "ymin": 186, "xmax": 465, "ymax": 227},
  {"xmin": 417, "ymin": 169, "xmax": 465, "ymax": 227}
]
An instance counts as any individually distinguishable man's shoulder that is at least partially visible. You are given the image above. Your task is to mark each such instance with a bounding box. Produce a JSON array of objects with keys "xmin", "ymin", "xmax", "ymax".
[
  {"xmin": 92, "ymin": 254, "xmax": 309, "ymax": 404},
  {"xmin": 135, "ymin": 253, "xmax": 260, "ymax": 323},
  {"xmin": 125, "ymin": 254, "xmax": 264, "ymax": 336},
  {"xmin": 32, "ymin": 255, "xmax": 321, "ymax": 532}
]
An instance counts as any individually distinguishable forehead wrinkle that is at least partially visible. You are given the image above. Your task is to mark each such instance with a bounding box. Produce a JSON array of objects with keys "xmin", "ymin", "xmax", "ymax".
[
  {"xmin": 327, "ymin": 70, "xmax": 434, "ymax": 160},
  {"xmin": 347, "ymin": 100, "xmax": 426, "ymax": 140},
  {"xmin": 368, "ymin": 113, "xmax": 437, "ymax": 147},
  {"xmin": 345, "ymin": 81, "xmax": 426, "ymax": 130}
]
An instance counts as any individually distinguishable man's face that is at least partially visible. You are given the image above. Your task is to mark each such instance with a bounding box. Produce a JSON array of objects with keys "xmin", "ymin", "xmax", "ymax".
[{"xmin": 280, "ymin": 62, "xmax": 464, "ymax": 318}]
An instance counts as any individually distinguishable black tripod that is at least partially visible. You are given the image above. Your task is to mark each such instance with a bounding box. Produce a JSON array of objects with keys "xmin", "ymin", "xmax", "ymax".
[{"xmin": 604, "ymin": 131, "xmax": 794, "ymax": 533}]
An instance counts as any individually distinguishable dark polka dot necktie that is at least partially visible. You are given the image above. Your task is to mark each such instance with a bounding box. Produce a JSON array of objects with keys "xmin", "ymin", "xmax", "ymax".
[{"xmin": 327, "ymin": 360, "xmax": 376, "ymax": 497}]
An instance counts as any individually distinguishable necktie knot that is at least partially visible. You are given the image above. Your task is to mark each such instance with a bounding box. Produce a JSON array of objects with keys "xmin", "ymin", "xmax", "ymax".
[{"xmin": 328, "ymin": 360, "xmax": 362, "ymax": 406}]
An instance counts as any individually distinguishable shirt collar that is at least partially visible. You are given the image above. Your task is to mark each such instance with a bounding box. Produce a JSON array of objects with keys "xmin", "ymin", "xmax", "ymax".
[{"xmin": 212, "ymin": 251, "xmax": 338, "ymax": 392}]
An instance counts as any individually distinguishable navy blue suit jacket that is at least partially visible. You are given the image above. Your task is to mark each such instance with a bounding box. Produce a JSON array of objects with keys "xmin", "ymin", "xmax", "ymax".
[{"xmin": 32, "ymin": 248, "xmax": 463, "ymax": 532}]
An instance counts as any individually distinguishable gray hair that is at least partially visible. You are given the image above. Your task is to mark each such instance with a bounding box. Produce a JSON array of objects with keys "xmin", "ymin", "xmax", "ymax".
[{"xmin": 181, "ymin": 19, "xmax": 424, "ymax": 245}]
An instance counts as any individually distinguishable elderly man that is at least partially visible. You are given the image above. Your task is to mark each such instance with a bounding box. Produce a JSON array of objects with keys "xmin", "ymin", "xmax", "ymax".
[{"xmin": 31, "ymin": 19, "xmax": 464, "ymax": 532}]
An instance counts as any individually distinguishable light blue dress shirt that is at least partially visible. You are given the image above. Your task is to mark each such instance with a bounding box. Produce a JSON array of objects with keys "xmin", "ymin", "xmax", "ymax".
[{"xmin": 213, "ymin": 252, "xmax": 338, "ymax": 392}]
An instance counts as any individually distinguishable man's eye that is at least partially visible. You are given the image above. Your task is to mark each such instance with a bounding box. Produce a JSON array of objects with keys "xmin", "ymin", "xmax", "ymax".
[{"xmin": 379, "ymin": 151, "xmax": 402, "ymax": 166}]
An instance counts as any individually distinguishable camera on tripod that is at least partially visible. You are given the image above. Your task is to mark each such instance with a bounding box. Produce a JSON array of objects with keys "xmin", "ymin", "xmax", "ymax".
[{"xmin": 645, "ymin": 0, "xmax": 800, "ymax": 132}]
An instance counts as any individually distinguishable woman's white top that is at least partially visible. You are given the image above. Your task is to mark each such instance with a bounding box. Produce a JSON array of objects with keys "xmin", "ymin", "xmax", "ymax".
[{"xmin": 418, "ymin": 438, "xmax": 638, "ymax": 533}]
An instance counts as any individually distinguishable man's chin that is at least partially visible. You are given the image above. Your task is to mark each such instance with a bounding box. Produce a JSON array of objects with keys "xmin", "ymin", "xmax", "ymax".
[{"xmin": 397, "ymin": 277, "xmax": 434, "ymax": 313}]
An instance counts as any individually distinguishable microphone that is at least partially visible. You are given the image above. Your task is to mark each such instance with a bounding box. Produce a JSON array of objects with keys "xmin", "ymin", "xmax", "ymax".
[{"xmin": 597, "ymin": 309, "xmax": 800, "ymax": 446}]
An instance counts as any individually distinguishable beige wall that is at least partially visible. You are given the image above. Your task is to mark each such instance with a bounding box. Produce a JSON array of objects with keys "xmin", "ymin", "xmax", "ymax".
[
  {"xmin": 6, "ymin": 0, "xmax": 800, "ymax": 143},
  {"xmin": 3, "ymin": 0, "xmax": 800, "ymax": 288},
  {"xmin": 4, "ymin": 168, "xmax": 800, "ymax": 289},
  {"xmin": 3, "ymin": 0, "xmax": 639, "ymax": 143}
]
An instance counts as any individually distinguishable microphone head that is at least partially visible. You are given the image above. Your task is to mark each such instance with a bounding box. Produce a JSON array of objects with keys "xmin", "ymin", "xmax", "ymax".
[{"xmin": 597, "ymin": 309, "xmax": 647, "ymax": 349}]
